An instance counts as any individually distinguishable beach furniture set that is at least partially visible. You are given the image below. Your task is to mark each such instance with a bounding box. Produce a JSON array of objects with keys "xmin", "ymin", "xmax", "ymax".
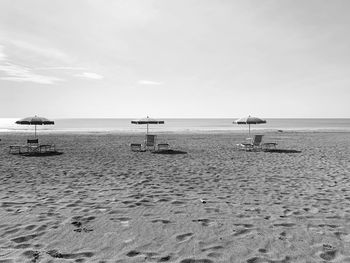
[
  {"xmin": 130, "ymin": 134, "xmax": 170, "ymax": 152},
  {"xmin": 236, "ymin": 134, "xmax": 277, "ymax": 151},
  {"xmin": 9, "ymin": 138, "xmax": 57, "ymax": 156},
  {"xmin": 131, "ymin": 117, "xmax": 171, "ymax": 152},
  {"xmin": 9, "ymin": 115, "xmax": 60, "ymax": 156}
]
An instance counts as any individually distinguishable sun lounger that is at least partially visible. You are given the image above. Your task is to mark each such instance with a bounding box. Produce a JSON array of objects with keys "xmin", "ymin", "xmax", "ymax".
[
  {"xmin": 9, "ymin": 139, "xmax": 37, "ymax": 154},
  {"xmin": 237, "ymin": 134, "xmax": 263, "ymax": 151},
  {"xmin": 9, "ymin": 145, "xmax": 22, "ymax": 154},
  {"xmin": 39, "ymin": 144, "xmax": 56, "ymax": 152},
  {"xmin": 130, "ymin": 143, "xmax": 144, "ymax": 152},
  {"xmin": 145, "ymin": 134, "xmax": 157, "ymax": 151},
  {"xmin": 261, "ymin": 142, "xmax": 277, "ymax": 150},
  {"xmin": 157, "ymin": 143, "xmax": 170, "ymax": 151},
  {"xmin": 237, "ymin": 135, "xmax": 277, "ymax": 151},
  {"xmin": 26, "ymin": 139, "xmax": 40, "ymax": 153}
]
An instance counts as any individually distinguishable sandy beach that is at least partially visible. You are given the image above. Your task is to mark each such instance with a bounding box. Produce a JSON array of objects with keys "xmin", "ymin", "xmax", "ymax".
[{"xmin": 1, "ymin": 131, "xmax": 350, "ymax": 262}]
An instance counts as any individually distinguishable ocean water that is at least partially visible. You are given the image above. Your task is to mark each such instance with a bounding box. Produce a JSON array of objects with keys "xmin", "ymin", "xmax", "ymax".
[{"xmin": 1, "ymin": 118, "xmax": 350, "ymax": 134}]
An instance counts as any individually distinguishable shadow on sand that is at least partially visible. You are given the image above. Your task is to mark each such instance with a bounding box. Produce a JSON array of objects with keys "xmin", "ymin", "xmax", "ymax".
[
  {"xmin": 152, "ymin": 149, "xmax": 187, "ymax": 155},
  {"xmin": 263, "ymin": 149, "xmax": 301, "ymax": 153},
  {"xmin": 11, "ymin": 151, "xmax": 63, "ymax": 157}
]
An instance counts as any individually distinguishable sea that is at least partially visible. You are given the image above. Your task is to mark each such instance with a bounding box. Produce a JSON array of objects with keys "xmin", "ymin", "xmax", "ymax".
[{"xmin": 1, "ymin": 118, "xmax": 350, "ymax": 134}]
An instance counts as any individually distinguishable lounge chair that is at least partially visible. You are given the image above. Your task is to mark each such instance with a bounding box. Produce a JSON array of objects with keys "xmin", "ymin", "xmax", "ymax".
[
  {"xmin": 237, "ymin": 134, "xmax": 263, "ymax": 151},
  {"xmin": 157, "ymin": 143, "xmax": 170, "ymax": 151},
  {"xmin": 261, "ymin": 141, "xmax": 278, "ymax": 150},
  {"xmin": 27, "ymin": 139, "xmax": 39, "ymax": 151},
  {"xmin": 237, "ymin": 135, "xmax": 277, "ymax": 151},
  {"xmin": 9, "ymin": 145, "xmax": 22, "ymax": 154},
  {"xmin": 38, "ymin": 144, "xmax": 56, "ymax": 153},
  {"xmin": 130, "ymin": 143, "xmax": 144, "ymax": 152},
  {"xmin": 9, "ymin": 139, "xmax": 38, "ymax": 154},
  {"xmin": 145, "ymin": 134, "xmax": 157, "ymax": 151}
]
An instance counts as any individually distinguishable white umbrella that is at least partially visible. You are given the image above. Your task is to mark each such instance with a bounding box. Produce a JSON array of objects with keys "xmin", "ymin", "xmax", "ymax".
[
  {"xmin": 233, "ymin": 115, "xmax": 266, "ymax": 136},
  {"xmin": 15, "ymin": 115, "xmax": 54, "ymax": 138},
  {"xmin": 131, "ymin": 116, "xmax": 164, "ymax": 135}
]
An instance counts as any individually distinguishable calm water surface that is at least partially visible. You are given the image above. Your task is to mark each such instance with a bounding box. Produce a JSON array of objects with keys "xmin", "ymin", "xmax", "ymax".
[{"xmin": 0, "ymin": 118, "xmax": 350, "ymax": 133}]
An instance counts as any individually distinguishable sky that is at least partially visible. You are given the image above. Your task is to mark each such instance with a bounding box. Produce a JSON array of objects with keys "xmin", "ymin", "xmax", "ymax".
[{"xmin": 0, "ymin": 0, "xmax": 350, "ymax": 118}]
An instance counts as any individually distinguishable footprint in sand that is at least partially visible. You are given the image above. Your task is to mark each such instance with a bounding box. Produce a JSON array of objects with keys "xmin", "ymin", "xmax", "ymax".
[
  {"xmin": 201, "ymin": 245, "xmax": 224, "ymax": 258},
  {"xmin": 151, "ymin": 219, "xmax": 171, "ymax": 224},
  {"xmin": 278, "ymin": 231, "xmax": 287, "ymax": 241},
  {"xmin": 24, "ymin": 225, "xmax": 37, "ymax": 231},
  {"xmin": 71, "ymin": 215, "xmax": 95, "ymax": 232},
  {"xmin": 246, "ymin": 257, "xmax": 264, "ymax": 263},
  {"xmin": 201, "ymin": 245, "xmax": 224, "ymax": 252},
  {"xmin": 233, "ymin": 228, "xmax": 252, "ymax": 237},
  {"xmin": 273, "ymin": 223, "xmax": 295, "ymax": 228},
  {"xmin": 319, "ymin": 244, "xmax": 337, "ymax": 261},
  {"xmin": 207, "ymin": 252, "xmax": 222, "ymax": 258},
  {"xmin": 247, "ymin": 256, "xmax": 291, "ymax": 263},
  {"xmin": 171, "ymin": 200, "xmax": 186, "ymax": 205},
  {"xmin": 126, "ymin": 250, "xmax": 141, "ymax": 257},
  {"xmin": 14, "ymin": 243, "xmax": 32, "ymax": 249},
  {"xmin": 157, "ymin": 198, "xmax": 171, "ymax": 203},
  {"xmin": 35, "ymin": 224, "xmax": 48, "ymax": 232},
  {"xmin": 176, "ymin": 233, "xmax": 194, "ymax": 242},
  {"xmin": 2, "ymin": 227, "xmax": 21, "ymax": 237},
  {"xmin": 11, "ymin": 232, "xmax": 44, "ymax": 243},
  {"xmin": 71, "ymin": 221, "xmax": 93, "ymax": 233},
  {"xmin": 22, "ymin": 250, "xmax": 40, "ymax": 263},
  {"xmin": 46, "ymin": 249, "xmax": 94, "ymax": 259},
  {"xmin": 179, "ymin": 258, "xmax": 213, "ymax": 263},
  {"xmin": 158, "ymin": 255, "xmax": 172, "ymax": 262},
  {"xmin": 258, "ymin": 248, "xmax": 267, "ymax": 253}
]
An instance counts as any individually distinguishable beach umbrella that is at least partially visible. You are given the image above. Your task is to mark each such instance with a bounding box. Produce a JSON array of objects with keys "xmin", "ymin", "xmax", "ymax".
[
  {"xmin": 233, "ymin": 115, "xmax": 266, "ymax": 136},
  {"xmin": 131, "ymin": 116, "xmax": 164, "ymax": 135},
  {"xmin": 15, "ymin": 115, "xmax": 54, "ymax": 138}
]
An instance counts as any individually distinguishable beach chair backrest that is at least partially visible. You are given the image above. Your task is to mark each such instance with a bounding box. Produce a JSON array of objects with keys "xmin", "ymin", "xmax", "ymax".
[
  {"xmin": 252, "ymin": 135, "xmax": 263, "ymax": 146},
  {"xmin": 130, "ymin": 143, "xmax": 142, "ymax": 152},
  {"xmin": 158, "ymin": 143, "xmax": 169, "ymax": 151},
  {"xmin": 27, "ymin": 139, "xmax": 39, "ymax": 145},
  {"xmin": 146, "ymin": 134, "xmax": 156, "ymax": 146}
]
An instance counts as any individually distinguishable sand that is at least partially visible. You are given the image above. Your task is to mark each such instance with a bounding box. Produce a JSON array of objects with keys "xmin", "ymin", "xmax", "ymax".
[{"xmin": 0, "ymin": 131, "xmax": 350, "ymax": 263}]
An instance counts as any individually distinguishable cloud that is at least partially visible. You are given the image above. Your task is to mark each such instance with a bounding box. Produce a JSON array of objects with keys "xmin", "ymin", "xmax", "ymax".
[
  {"xmin": 138, "ymin": 80, "xmax": 163, "ymax": 85},
  {"xmin": 75, "ymin": 72, "xmax": 104, "ymax": 80},
  {"xmin": 0, "ymin": 45, "xmax": 6, "ymax": 60},
  {"xmin": 0, "ymin": 44, "xmax": 63, "ymax": 84},
  {"xmin": 0, "ymin": 62, "xmax": 62, "ymax": 84},
  {"xmin": 10, "ymin": 40, "xmax": 72, "ymax": 63},
  {"xmin": 35, "ymin": 66, "xmax": 87, "ymax": 70},
  {"xmin": 1, "ymin": 44, "xmax": 101, "ymax": 83}
]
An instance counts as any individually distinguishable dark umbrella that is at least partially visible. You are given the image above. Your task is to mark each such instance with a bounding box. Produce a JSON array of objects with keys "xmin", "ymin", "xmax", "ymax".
[
  {"xmin": 233, "ymin": 115, "xmax": 266, "ymax": 136},
  {"xmin": 131, "ymin": 116, "xmax": 164, "ymax": 135},
  {"xmin": 16, "ymin": 115, "xmax": 54, "ymax": 138}
]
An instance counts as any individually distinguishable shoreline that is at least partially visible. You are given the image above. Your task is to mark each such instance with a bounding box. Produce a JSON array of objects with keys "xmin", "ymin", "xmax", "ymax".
[{"xmin": 1, "ymin": 128, "xmax": 350, "ymax": 136}]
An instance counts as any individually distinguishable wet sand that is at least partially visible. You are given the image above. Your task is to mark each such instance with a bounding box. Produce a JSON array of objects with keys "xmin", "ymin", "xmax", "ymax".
[{"xmin": 0, "ymin": 132, "xmax": 350, "ymax": 262}]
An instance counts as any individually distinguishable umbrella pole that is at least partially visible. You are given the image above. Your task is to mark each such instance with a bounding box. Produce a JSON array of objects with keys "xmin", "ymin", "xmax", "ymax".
[
  {"xmin": 35, "ymin": 125, "xmax": 37, "ymax": 138},
  {"xmin": 249, "ymin": 124, "xmax": 250, "ymax": 137},
  {"xmin": 147, "ymin": 123, "xmax": 149, "ymax": 135}
]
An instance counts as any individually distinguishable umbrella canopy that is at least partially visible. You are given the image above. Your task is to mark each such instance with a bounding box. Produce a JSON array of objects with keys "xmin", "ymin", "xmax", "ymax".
[
  {"xmin": 131, "ymin": 116, "xmax": 164, "ymax": 134},
  {"xmin": 15, "ymin": 115, "xmax": 54, "ymax": 138},
  {"xmin": 233, "ymin": 115, "xmax": 266, "ymax": 136}
]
